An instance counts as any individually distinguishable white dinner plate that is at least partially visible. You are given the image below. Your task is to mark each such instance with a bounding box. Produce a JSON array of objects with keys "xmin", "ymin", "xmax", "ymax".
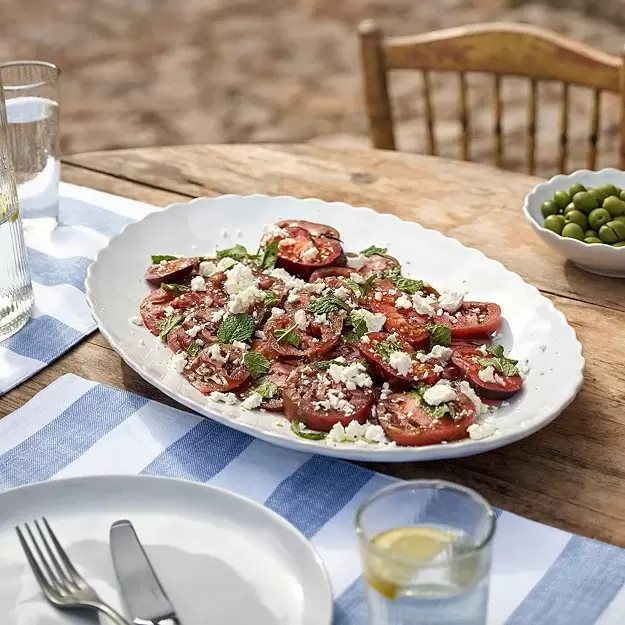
[
  {"xmin": 0, "ymin": 475, "xmax": 333, "ymax": 624},
  {"xmin": 85, "ymin": 194, "xmax": 584, "ymax": 461}
]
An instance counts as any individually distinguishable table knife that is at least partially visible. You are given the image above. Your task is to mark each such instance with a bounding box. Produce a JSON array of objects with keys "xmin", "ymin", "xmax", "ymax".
[{"xmin": 110, "ymin": 519, "xmax": 180, "ymax": 625}]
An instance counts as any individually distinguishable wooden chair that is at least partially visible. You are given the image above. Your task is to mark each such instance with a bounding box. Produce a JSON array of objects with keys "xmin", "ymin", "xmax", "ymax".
[{"xmin": 358, "ymin": 21, "xmax": 625, "ymax": 173}]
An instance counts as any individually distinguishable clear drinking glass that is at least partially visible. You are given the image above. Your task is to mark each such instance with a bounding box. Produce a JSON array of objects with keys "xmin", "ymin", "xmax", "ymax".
[
  {"xmin": 0, "ymin": 72, "xmax": 34, "ymax": 341},
  {"xmin": 356, "ymin": 480, "xmax": 496, "ymax": 625},
  {"xmin": 0, "ymin": 61, "xmax": 60, "ymax": 230}
]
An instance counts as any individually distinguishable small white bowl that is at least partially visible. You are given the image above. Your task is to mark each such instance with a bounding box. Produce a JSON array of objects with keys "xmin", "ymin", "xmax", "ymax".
[{"xmin": 524, "ymin": 168, "xmax": 625, "ymax": 278}]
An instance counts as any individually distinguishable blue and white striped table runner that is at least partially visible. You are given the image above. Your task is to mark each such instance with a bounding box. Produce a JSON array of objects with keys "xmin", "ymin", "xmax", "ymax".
[
  {"xmin": 0, "ymin": 182, "xmax": 155, "ymax": 395},
  {"xmin": 2, "ymin": 373, "xmax": 625, "ymax": 624}
]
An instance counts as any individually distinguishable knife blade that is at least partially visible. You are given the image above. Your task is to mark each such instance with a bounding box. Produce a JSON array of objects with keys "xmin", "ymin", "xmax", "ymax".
[{"xmin": 110, "ymin": 519, "xmax": 180, "ymax": 625}]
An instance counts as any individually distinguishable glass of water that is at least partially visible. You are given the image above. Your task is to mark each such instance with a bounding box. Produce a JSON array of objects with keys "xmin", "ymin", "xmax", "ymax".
[
  {"xmin": 356, "ymin": 480, "xmax": 496, "ymax": 625},
  {"xmin": 0, "ymin": 61, "xmax": 60, "ymax": 230}
]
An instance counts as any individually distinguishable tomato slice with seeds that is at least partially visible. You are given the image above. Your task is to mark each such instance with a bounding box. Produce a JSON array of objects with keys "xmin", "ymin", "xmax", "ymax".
[
  {"xmin": 185, "ymin": 344, "xmax": 250, "ymax": 394},
  {"xmin": 377, "ymin": 304, "xmax": 430, "ymax": 349},
  {"xmin": 240, "ymin": 360, "xmax": 297, "ymax": 412},
  {"xmin": 144, "ymin": 257, "xmax": 199, "ymax": 284},
  {"xmin": 445, "ymin": 302, "xmax": 502, "ymax": 339},
  {"xmin": 277, "ymin": 220, "xmax": 340, "ymax": 240},
  {"xmin": 377, "ymin": 385, "xmax": 477, "ymax": 446},
  {"xmin": 264, "ymin": 311, "xmax": 342, "ymax": 358},
  {"xmin": 451, "ymin": 344, "xmax": 522, "ymax": 400},
  {"xmin": 139, "ymin": 288, "xmax": 176, "ymax": 335},
  {"xmin": 309, "ymin": 267, "xmax": 353, "ymax": 282},
  {"xmin": 345, "ymin": 252, "xmax": 400, "ymax": 279},
  {"xmin": 166, "ymin": 305, "xmax": 226, "ymax": 353},
  {"xmin": 282, "ymin": 364, "xmax": 374, "ymax": 432},
  {"xmin": 357, "ymin": 332, "xmax": 440, "ymax": 387}
]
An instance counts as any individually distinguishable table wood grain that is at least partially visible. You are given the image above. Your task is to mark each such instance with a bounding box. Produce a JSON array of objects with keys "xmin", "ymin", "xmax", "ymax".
[{"xmin": 3, "ymin": 145, "xmax": 625, "ymax": 546}]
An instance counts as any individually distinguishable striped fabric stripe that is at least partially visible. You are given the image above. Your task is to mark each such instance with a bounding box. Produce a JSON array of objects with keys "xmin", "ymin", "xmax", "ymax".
[
  {"xmin": 0, "ymin": 183, "xmax": 155, "ymax": 395},
  {"xmin": 1, "ymin": 373, "xmax": 624, "ymax": 624}
]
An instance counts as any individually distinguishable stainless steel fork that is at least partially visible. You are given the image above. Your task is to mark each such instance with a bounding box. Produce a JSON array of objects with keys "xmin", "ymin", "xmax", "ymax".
[{"xmin": 16, "ymin": 517, "xmax": 130, "ymax": 625}]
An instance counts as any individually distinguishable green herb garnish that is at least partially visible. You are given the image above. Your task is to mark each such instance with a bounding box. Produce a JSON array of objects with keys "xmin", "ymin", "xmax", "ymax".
[
  {"xmin": 186, "ymin": 343, "xmax": 200, "ymax": 357},
  {"xmin": 216, "ymin": 244, "xmax": 249, "ymax": 261},
  {"xmin": 346, "ymin": 274, "xmax": 377, "ymax": 297},
  {"xmin": 291, "ymin": 420, "xmax": 327, "ymax": 441},
  {"xmin": 307, "ymin": 294, "xmax": 348, "ymax": 315},
  {"xmin": 412, "ymin": 383, "xmax": 456, "ymax": 421},
  {"xmin": 348, "ymin": 312, "xmax": 368, "ymax": 339},
  {"xmin": 161, "ymin": 282, "xmax": 189, "ymax": 294},
  {"xmin": 427, "ymin": 323, "xmax": 452, "ymax": 349},
  {"xmin": 216, "ymin": 313, "xmax": 255, "ymax": 344},
  {"xmin": 314, "ymin": 359, "xmax": 347, "ymax": 370},
  {"xmin": 375, "ymin": 335, "xmax": 404, "ymax": 361},
  {"xmin": 251, "ymin": 380, "xmax": 280, "ymax": 399},
  {"xmin": 274, "ymin": 323, "xmax": 302, "ymax": 348},
  {"xmin": 257, "ymin": 239, "xmax": 279, "ymax": 271},
  {"xmin": 477, "ymin": 344, "xmax": 519, "ymax": 377},
  {"xmin": 151, "ymin": 254, "xmax": 178, "ymax": 264},
  {"xmin": 394, "ymin": 277, "xmax": 426, "ymax": 294},
  {"xmin": 384, "ymin": 265, "xmax": 402, "ymax": 279},
  {"xmin": 264, "ymin": 290, "xmax": 278, "ymax": 308},
  {"xmin": 360, "ymin": 245, "xmax": 387, "ymax": 257},
  {"xmin": 243, "ymin": 351, "xmax": 271, "ymax": 379},
  {"xmin": 157, "ymin": 314, "xmax": 182, "ymax": 341}
]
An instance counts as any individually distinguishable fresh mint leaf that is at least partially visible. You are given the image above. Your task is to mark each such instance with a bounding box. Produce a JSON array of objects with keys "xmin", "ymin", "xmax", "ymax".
[
  {"xmin": 251, "ymin": 380, "xmax": 279, "ymax": 399},
  {"xmin": 477, "ymin": 346, "xmax": 519, "ymax": 377},
  {"xmin": 216, "ymin": 244, "xmax": 249, "ymax": 261},
  {"xmin": 360, "ymin": 245, "xmax": 387, "ymax": 257},
  {"xmin": 216, "ymin": 313, "xmax": 255, "ymax": 344},
  {"xmin": 186, "ymin": 343, "xmax": 200, "ymax": 357},
  {"xmin": 257, "ymin": 239, "xmax": 279, "ymax": 271},
  {"xmin": 161, "ymin": 282, "xmax": 189, "ymax": 294},
  {"xmin": 157, "ymin": 314, "xmax": 182, "ymax": 341},
  {"xmin": 412, "ymin": 383, "xmax": 455, "ymax": 421},
  {"xmin": 427, "ymin": 323, "xmax": 452, "ymax": 348},
  {"xmin": 394, "ymin": 277, "xmax": 426, "ymax": 294},
  {"xmin": 274, "ymin": 323, "xmax": 302, "ymax": 348},
  {"xmin": 151, "ymin": 254, "xmax": 177, "ymax": 264},
  {"xmin": 375, "ymin": 335, "xmax": 404, "ymax": 361},
  {"xmin": 264, "ymin": 290, "xmax": 278, "ymax": 308},
  {"xmin": 291, "ymin": 420, "xmax": 327, "ymax": 440},
  {"xmin": 243, "ymin": 351, "xmax": 271, "ymax": 378},
  {"xmin": 348, "ymin": 312, "xmax": 368, "ymax": 339},
  {"xmin": 314, "ymin": 359, "xmax": 347, "ymax": 370},
  {"xmin": 384, "ymin": 265, "xmax": 401, "ymax": 279},
  {"xmin": 347, "ymin": 274, "xmax": 377, "ymax": 297},
  {"xmin": 487, "ymin": 344, "xmax": 505, "ymax": 358},
  {"xmin": 307, "ymin": 294, "xmax": 348, "ymax": 315}
]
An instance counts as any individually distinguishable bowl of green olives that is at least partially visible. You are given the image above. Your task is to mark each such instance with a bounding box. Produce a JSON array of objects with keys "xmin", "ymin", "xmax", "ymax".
[{"xmin": 524, "ymin": 169, "xmax": 625, "ymax": 277}]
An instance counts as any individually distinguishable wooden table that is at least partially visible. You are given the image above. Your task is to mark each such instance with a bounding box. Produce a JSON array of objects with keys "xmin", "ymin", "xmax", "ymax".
[{"xmin": 2, "ymin": 144, "xmax": 624, "ymax": 545}]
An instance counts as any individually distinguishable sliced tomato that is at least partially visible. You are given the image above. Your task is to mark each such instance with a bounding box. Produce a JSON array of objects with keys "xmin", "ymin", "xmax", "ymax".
[
  {"xmin": 320, "ymin": 336, "xmax": 363, "ymax": 362},
  {"xmin": 277, "ymin": 220, "xmax": 340, "ymax": 240},
  {"xmin": 311, "ymin": 276, "xmax": 359, "ymax": 310},
  {"xmin": 145, "ymin": 257, "xmax": 199, "ymax": 284},
  {"xmin": 264, "ymin": 311, "xmax": 342, "ymax": 358},
  {"xmin": 282, "ymin": 364, "xmax": 374, "ymax": 431},
  {"xmin": 377, "ymin": 385, "xmax": 476, "ymax": 446},
  {"xmin": 366, "ymin": 278, "xmax": 439, "ymax": 311},
  {"xmin": 166, "ymin": 305, "xmax": 226, "ymax": 353},
  {"xmin": 446, "ymin": 302, "xmax": 502, "ymax": 339},
  {"xmin": 346, "ymin": 252, "xmax": 400, "ymax": 278},
  {"xmin": 257, "ymin": 272, "xmax": 287, "ymax": 306},
  {"xmin": 357, "ymin": 332, "xmax": 440, "ymax": 386},
  {"xmin": 185, "ymin": 344, "xmax": 250, "ymax": 394},
  {"xmin": 139, "ymin": 288, "xmax": 176, "ymax": 335},
  {"xmin": 309, "ymin": 267, "xmax": 353, "ymax": 282},
  {"xmin": 451, "ymin": 345, "xmax": 522, "ymax": 400},
  {"xmin": 377, "ymin": 304, "xmax": 430, "ymax": 349},
  {"xmin": 241, "ymin": 360, "xmax": 297, "ymax": 411}
]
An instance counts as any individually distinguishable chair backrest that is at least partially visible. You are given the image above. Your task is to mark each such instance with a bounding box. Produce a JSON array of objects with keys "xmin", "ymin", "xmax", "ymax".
[{"xmin": 358, "ymin": 20, "xmax": 625, "ymax": 174}]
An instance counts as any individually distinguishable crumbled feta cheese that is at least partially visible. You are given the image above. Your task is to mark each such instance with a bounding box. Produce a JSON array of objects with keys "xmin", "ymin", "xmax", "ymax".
[
  {"xmin": 315, "ymin": 391, "xmax": 354, "ymax": 415},
  {"xmin": 216, "ymin": 257, "xmax": 237, "ymax": 272},
  {"xmin": 129, "ymin": 315, "xmax": 143, "ymax": 326},
  {"xmin": 228, "ymin": 286, "xmax": 266, "ymax": 313},
  {"xmin": 185, "ymin": 325, "xmax": 202, "ymax": 338},
  {"xmin": 294, "ymin": 309, "xmax": 309, "ymax": 330},
  {"xmin": 437, "ymin": 290, "xmax": 465, "ymax": 313},
  {"xmin": 287, "ymin": 290, "xmax": 301, "ymax": 304},
  {"xmin": 334, "ymin": 286, "xmax": 351, "ymax": 301},
  {"xmin": 395, "ymin": 295, "xmax": 412, "ymax": 310},
  {"xmin": 211, "ymin": 310, "xmax": 225, "ymax": 323},
  {"xmin": 208, "ymin": 343, "xmax": 227, "ymax": 364},
  {"xmin": 196, "ymin": 339, "xmax": 204, "ymax": 347},
  {"xmin": 279, "ymin": 237, "xmax": 297, "ymax": 248},
  {"xmin": 209, "ymin": 391, "xmax": 238, "ymax": 405},
  {"xmin": 327, "ymin": 362, "xmax": 372, "ymax": 390},
  {"xmin": 232, "ymin": 340, "xmax": 250, "ymax": 351},
  {"xmin": 349, "ymin": 272, "xmax": 365, "ymax": 284},
  {"xmin": 346, "ymin": 254, "xmax": 367, "ymax": 270},
  {"xmin": 501, "ymin": 400, "xmax": 510, "ymax": 407},
  {"xmin": 412, "ymin": 292, "xmax": 436, "ymax": 316},
  {"xmin": 478, "ymin": 366, "xmax": 503, "ymax": 385},
  {"xmin": 301, "ymin": 246, "xmax": 318, "ymax": 262},
  {"xmin": 327, "ymin": 422, "xmax": 346, "ymax": 443},
  {"xmin": 314, "ymin": 313, "xmax": 328, "ymax": 325},
  {"xmin": 374, "ymin": 292, "xmax": 383, "ymax": 301},
  {"xmin": 224, "ymin": 262, "xmax": 256, "ymax": 295},
  {"xmin": 436, "ymin": 309, "xmax": 443, "ymax": 317},
  {"xmin": 190, "ymin": 276, "xmax": 207, "ymax": 292},
  {"xmin": 459, "ymin": 381, "xmax": 488, "ymax": 415},
  {"xmin": 389, "ymin": 351, "xmax": 413, "ymax": 376},
  {"xmin": 261, "ymin": 223, "xmax": 288, "ymax": 244},
  {"xmin": 345, "ymin": 420, "xmax": 366, "ymax": 441},
  {"xmin": 416, "ymin": 345, "xmax": 453, "ymax": 365},
  {"xmin": 269, "ymin": 268, "xmax": 305, "ymax": 291},
  {"xmin": 270, "ymin": 307, "xmax": 285, "ymax": 319},
  {"xmin": 199, "ymin": 260, "xmax": 217, "ymax": 276},
  {"xmin": 241, "ymin": 392, "xmax": 263, "ymax": 410},
  {"xmin": 468, "ymin": 419, "xmax": 497, "ymax": 440},
  {"xmin": 423, "ymin": 380, "xmax": 457, "ymax": 405},
  {"xmin": 433, "ymin": 364, "xmax": 444, "ymax": 373},
  {"xmin": 353, "ymin": 309, "xmax": 386, "ymax": 332},
  {"xmin": 380, "ymin": 382, "xmax": 392, "ymax": 400},
  {"xmin": 364, "ymin": 424, "xmax": 387, "ymax": 444},
  {"xmin": 255, "ymin": 330, "xmax": 266, "ymax": 339},
  {"xmin": 518, "ymin": 359, "xmax": 531, "ymax": 379},
  {"xmin": 477, "ymin": 344, "xmax": 489, "ymax": 356},
  {"xmin": 170, "ymin": 352, "xmax": 187, "ymax": 373},
  {"xmin": 164, "ymin": 306, "xmax": 175, "ymax": 317},
  {"xmin": 159, "ymin": 259, "xmax": 168, "ymax": 266},
  {"xmin": 361, "ymin": 335, "xmax": 371, "ymax": 344}
]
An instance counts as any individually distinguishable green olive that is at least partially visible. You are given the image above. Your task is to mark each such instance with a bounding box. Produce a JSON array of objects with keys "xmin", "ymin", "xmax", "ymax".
[
  {"xmin": 561, "ymin": 223, "xmax": 584, "ymax": 240},
  {"xmin": 603, "ymin": 195, "xmax": 625, "ymax": 216},
  {"xmin": 568, "ymin": 183, "xmax": 586, "ymax": 196},
  {"xmin": 563, "ymin": 203, "xmax": 578, "ymax": 216},
  {"xmin": 573, "ymin": 191, "xmax": 599, "ymax": 214},
  {"xmin": 543, "ymin": 214, "xmax": 566, "ymax": 234},
  {"xmin": 564, "ymin": 209, "xmax": 588, "ymax": 230},
  {"xmin": 553, "ymin": 190, "xmax": 572, "ymax": 210},
  {"xmin": 541, "ymin": 200, "xmax": 560, "ymax": 218},
  {"xmin": 613, "ymin": 241, "xmax": 625, "ymax": 248},
  {"xmin": 599, "ymin": 184, "xmax": 620, "ymax": 198},
  {"xmin": 620, "ymin": 190, "xmax": 625, "ymax": 202},
  {"xmin": 584, "ymin": 237, "xmax": 604, "ymax": 244},
  {"xmin": 607, "ymin": 220, "xmax": 625, "ymax": 241},
  {"xmin": 588, "ymin": 188, "xmax": 604, "ymax": 206},
  {"xmin": 613, "ymin": 215, "xmax": 625, "ymax": 225},
  {"xmin": 588, "ymin": 207, "xmax": 612, "ymax": 231},
  {"xmin": 585, "ymin": 229, "xmax": 598, "ymax": 238},
  {"xmin": 599, "ymin": 224, "xmax": 619, "ymax": 244}
]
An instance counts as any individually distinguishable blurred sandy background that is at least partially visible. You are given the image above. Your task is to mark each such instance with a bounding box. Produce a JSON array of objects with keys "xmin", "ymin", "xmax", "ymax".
[{"xmin": 2, "ymin": 0, "xmax": 625, "ymax": 175}]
